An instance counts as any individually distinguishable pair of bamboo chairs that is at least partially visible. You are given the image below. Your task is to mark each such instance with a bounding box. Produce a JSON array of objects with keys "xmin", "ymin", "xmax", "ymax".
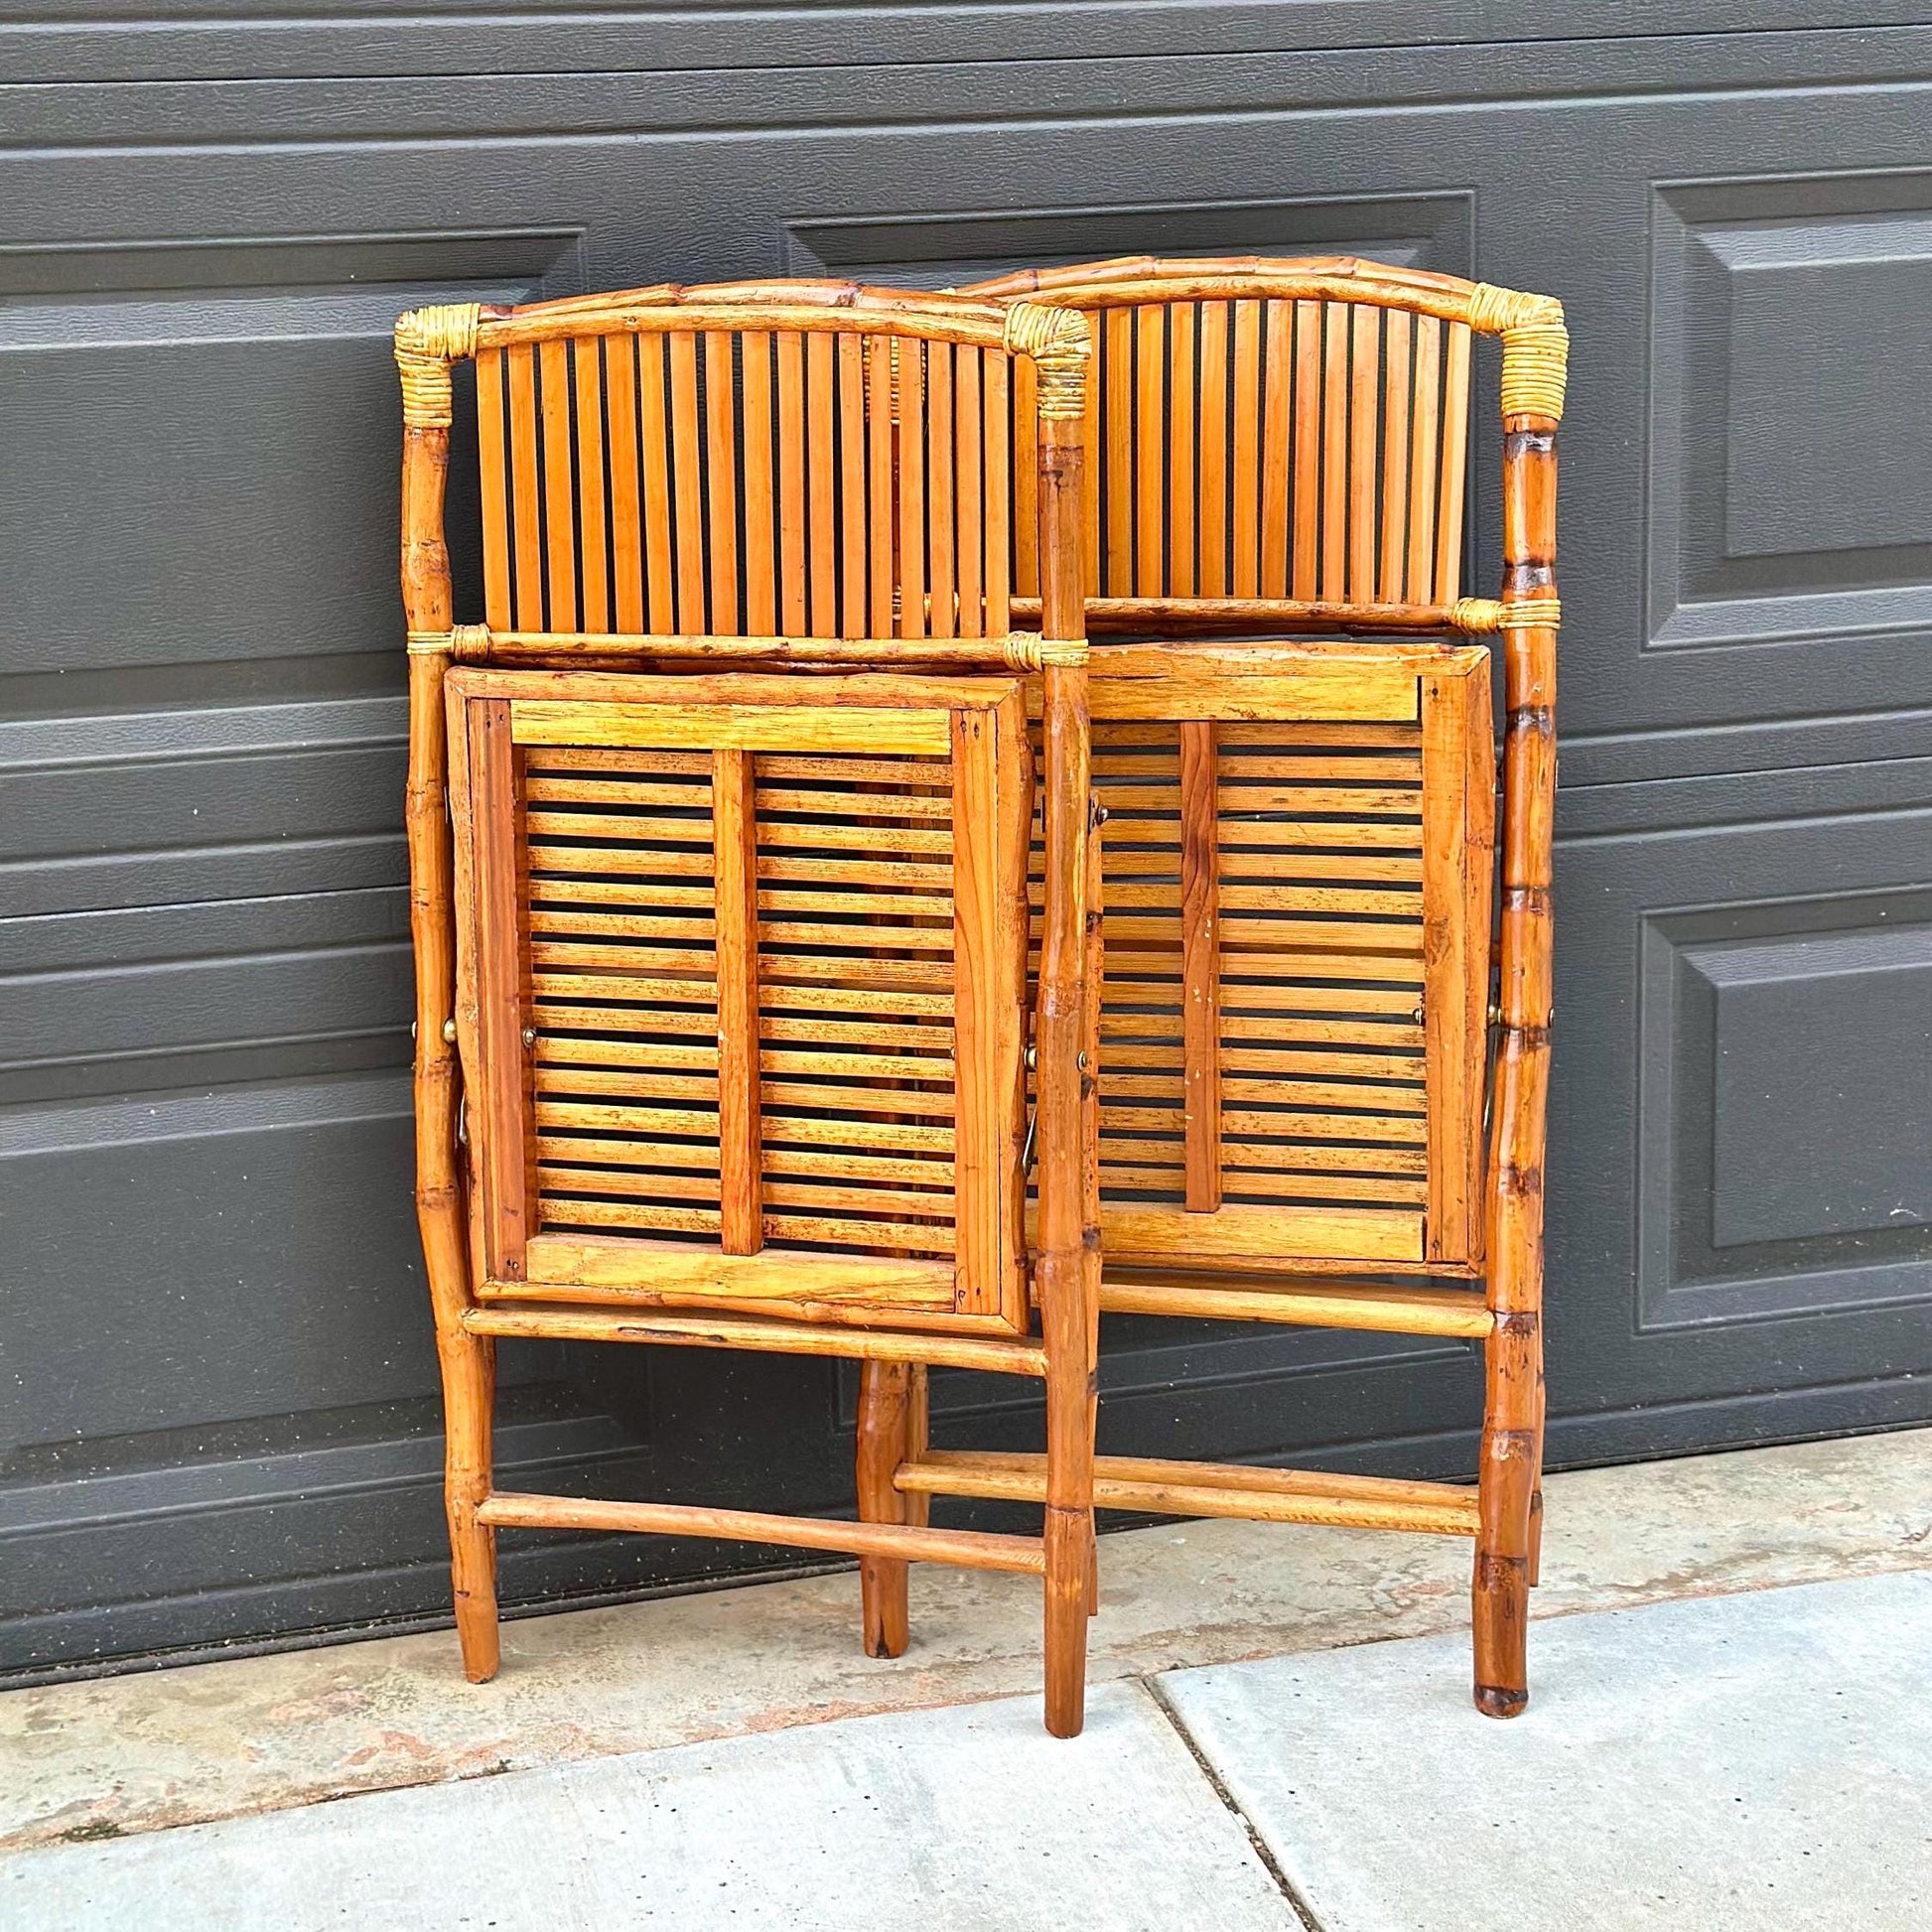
[{"xmin": 395, "ymin": 255, "xmax": 1563, "ymax": 1738}]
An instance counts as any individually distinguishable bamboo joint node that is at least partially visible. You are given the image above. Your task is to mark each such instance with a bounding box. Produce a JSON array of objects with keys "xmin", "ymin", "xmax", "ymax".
[
  {"xmin": 1003, "ymin": 301, "xmax": 1091, "ymax": 419},
  {"xmin": 1499, "ymin": 596, "xmax": 1562, "ymax": 630},
  {"xmin": 394, "ymin": 303, "xmax": 482, "ymax": 428}
]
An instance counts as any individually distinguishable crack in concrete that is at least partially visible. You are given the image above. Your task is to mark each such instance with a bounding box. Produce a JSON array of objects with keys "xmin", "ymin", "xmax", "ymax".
[{"xmin": 1139, "ymin": 1673, "xmax": 1326, "ymax": 1932}]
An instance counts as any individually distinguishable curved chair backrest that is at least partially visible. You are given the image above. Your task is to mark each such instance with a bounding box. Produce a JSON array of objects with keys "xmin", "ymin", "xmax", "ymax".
[
  {"xmin": 398, "ymin": 279, "xmax": 1087, "ymax": 650},
  {"xmin": 963, "ymin": 254, "xmax": 1566, "ymax": 636}
]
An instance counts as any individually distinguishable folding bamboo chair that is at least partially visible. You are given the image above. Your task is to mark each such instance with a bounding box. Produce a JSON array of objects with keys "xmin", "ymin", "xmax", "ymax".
[
  {"xmin": 393, "ymin": 281, "xmax": 1107, "ymax": 1734},
  {"xmin": 886, "ymin": 255, "xmax": 1565, "ymax": 1717}
]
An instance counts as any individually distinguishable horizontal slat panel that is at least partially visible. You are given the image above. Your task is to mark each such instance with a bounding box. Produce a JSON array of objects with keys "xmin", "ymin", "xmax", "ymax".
[
  {"xmin": 518, "ymin": 730, "xmax": 983, "ymax": 1306},
  {"xmin": 1036, "ymin": 699, "xmax": 1436, "ymax": 1265}
]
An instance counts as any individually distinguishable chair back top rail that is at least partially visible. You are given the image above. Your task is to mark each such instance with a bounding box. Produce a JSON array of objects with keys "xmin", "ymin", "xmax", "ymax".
[{"xmin": 965, "ymin": 255, "xmax": 1563, "ymax": 354}]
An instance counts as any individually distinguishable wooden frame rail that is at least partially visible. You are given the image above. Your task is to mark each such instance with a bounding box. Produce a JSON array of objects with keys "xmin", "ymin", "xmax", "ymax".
[
  {"xmin": 437, "ymin": 624, "xmax": 1089, "ymax": 671},
  {"xmin": 1007, "ymin": 594, "xmax": 1530, "ymax": 634},
  {"xmin": 462, "ymin": 1303, "xmax": 1049, "ymax": 1377}
]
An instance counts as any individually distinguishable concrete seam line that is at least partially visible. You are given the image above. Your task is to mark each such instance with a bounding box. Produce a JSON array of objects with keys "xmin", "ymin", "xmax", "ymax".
[{"xmin": 1138, "ymin": 1674, "xmax": 1327, "ymax": 1932}]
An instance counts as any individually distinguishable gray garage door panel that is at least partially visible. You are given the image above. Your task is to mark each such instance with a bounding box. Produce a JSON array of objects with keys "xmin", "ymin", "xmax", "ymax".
[{"xmin": 4, "ymin": 20, "xmax": 1929, "ymax": 1673}]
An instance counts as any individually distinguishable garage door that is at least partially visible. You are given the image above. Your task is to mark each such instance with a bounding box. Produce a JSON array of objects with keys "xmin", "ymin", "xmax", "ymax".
[{"xmin": 5, "ymin": 3, "xmax": 1929, "ymax": 1674}]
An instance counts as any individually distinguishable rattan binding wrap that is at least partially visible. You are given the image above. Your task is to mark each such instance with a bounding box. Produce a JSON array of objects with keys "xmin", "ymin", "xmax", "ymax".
[
  {"xmin": 1450, "ymin": 598, "xmax": 1562, "ymax": 633},
  {"xmin": 394, "ymin": 303, "xmax": 482, "ymax": 429},
  {"xmin": 1467, "ymin": 283, "xmax": 1568, "ymax": 424},
  {"xmin": 1498, "ymin": 597, "xmax": 1562, "ymax": 631},
  {"xmin": 1003, "ymin": 301, "xmax": 1092, "ymax": 419}
]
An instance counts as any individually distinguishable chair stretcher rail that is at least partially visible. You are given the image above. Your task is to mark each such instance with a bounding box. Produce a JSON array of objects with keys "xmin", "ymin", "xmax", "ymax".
[
  {"xmin": 476, "ymin": 1492, "xmax": 1046, "ymax": 1574},
  {"xmin": 897, "ymin": 1450, "xmax": 1481, "ymax": 1538},
  {"xmin": 1099, "ymin": 1276, "xmax": 1495, "ymax": 1337}
]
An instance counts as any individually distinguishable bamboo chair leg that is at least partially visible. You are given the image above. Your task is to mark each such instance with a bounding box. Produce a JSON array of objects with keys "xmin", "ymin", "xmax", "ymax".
[
  {"xmin": 1041, "ymin": 1342, "xmax": 1095, "ymax": 1739},
  {"xmin": 1528, "ymin": 1376, "xmax": 1547, "ymax": 1587},
  {"xmin": 856, "ymin": 1358, "xmax": 912, "ymax": 1659},
  {"xmin": 439, "ymin": 1326, "xmax": 500, "ymax": 1683},
  {"xmin": 903, "ymin": 1365, "xmax": 930, "ymax": 1530},
  {"xmin": 1472, "ymin": 1312, "xmax": 1537, "ymax": 1717},
  {"xmin": 1474, "ymin": 380, "xmax": 1559, "ymax": 1714},
  {"xmin": 1083, "ymin": 802, "xmax": 1104, "ymax": 1625}
]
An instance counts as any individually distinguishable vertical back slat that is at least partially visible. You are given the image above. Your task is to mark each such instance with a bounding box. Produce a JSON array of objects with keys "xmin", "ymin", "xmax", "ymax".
[
  {"xmin": 1104, "ymin": 308, "xmax": 1133, "ymax": 598},
  {"xmin": 1320, "ymin": 301, "xmax": 1349, "ymax": 602},
  {"xmin": 1196, "ymin": 300, "xmax": 1229, "ymax": 597},
  {"xmin": 506, "ymin": 345, "xmax": 542, "ymax": 628},
  {"xmin": 1169, "ymin": 303, "xmax": 1197, "ymax": 598},
  {"xmin": 1230, "ymin": 299, "xmax": 1261, "ymax": 598},
  {"xmin": 837, "ymin": 332, "xmax": 868, "ymax": 636},
  {"xmin": 705, "ymin": 332, "xmax": 741, "ymax": 635},
  {"xmin": 1348, "ymin": 304, "xmax": 1380, "ymax": 607},
  {"xmin": 983, "ymin": 348, "xmax": 1012, "ymax": 635},
  {"xmin": 867, "ymin": 334, "xmax": 895, "ymax": 635},
  {"xmin": 807, "ymin": 331, "xmax": 838, "ymax": 636},
  {"xmin": 1435, "ymin": 321, "xmax": 1472, "ymax": 604},
  {"xmin": 1016, "ymin": 353, "xmax": 1041, "ymax": 600},
  {"xmin": 476, "ymin": 347, "xmax": 512, "ymax": 629},
  {"xmin": 1291, "ymin": 300, "xmax": 1319, "ymax": 601},
  {"xmin": 1136, "ymin": 305, "xmax": 1165, "ymax": 598},
  {"xmin": 742, "ymin": 332, "xmax": 775, "ymax": 633},
  {"xmin": 926, "ymin": 342, "xmax": 956, "ymax": 638},
  {"xmin": 669, "ymin": 332, "xmax": 705, "ymax": 631},
  {"xmin": 898, "ymin": 337, "xmax": 927, "ymax": 637},
  {"xmin": 1260, "ymin": 299, "xmax": 1292, "ymax": 600},
  {"xmin": 638, "ymin": 334, "xmax": 674, "ymax": 631},
  {"xmin": 574, "ymin": 339, "xmax": 609, "ymax": 631},
  {"xmin": 774, "ymin": 330, "xmax": 806, "ymax": 635},
  {"xmin": 605, "ymin": 334, "xmax": 643, "ymax": 632},
  {"xmin": 539, "ymin": 340, "xmax": 577, "ymax": 630},
  {"xmin": 955, "ymin": 346, "xmax": 984, "ymax": 636},
  {"xmin": 1407, "ymin": 316, "xmax": 1443, "ymax": 606},
  {"xmin": 1378, "ymin": 311, "xmax": 1413, "ymax": 605},
  {"xmin": 1077, "ymin": 347, "xmax": 1099, "ymax": 598}
]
